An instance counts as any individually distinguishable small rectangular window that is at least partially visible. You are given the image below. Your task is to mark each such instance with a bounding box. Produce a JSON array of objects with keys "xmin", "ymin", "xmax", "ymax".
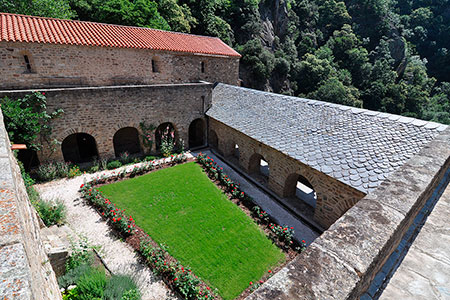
[
  {"xmin": 24, "ymin": 55, "xmax": 32, "ymax": 72},
  {"xmin": 152, "ymin": 59, "xmax": 159, "ymax": 73},
  {"xmin": 201, "ymin": 61, "xmax": 205, "ymax": 73}
]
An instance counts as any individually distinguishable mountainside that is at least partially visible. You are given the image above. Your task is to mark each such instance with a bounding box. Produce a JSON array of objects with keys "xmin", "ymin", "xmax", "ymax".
[{"xmin": 1, "ymin": 0, "xmax": 449, "ymax": 124}]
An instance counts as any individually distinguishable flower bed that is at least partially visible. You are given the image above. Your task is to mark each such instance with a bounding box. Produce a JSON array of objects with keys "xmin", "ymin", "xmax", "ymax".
[
  {"xmin": 196, "ymin": 153, "xmax": 307, "ymax": 253},
  {"xmin": 79, "ymin": 153, "xmax": 219, "ymax": 300}
]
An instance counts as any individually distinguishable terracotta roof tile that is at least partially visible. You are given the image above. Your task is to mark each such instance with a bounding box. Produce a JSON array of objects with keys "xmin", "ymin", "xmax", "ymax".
[{"xmin": 0, "ymin": 12, "xmax": 241, "ymax": 57}]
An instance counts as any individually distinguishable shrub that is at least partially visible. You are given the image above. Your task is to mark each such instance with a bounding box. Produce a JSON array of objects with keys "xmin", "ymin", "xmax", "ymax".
[
  {"xmin": 65, "ymin": 237, "xmax": 94, "ymax": 272},
  {"xmin": 68, "ymin": 165, "xmax": 82, "ymax": 178},
  {"xmin": 90, "ymin": 165, "xmax": 100, "ymax": 173},
  {"xmin": 36, "ymin": 199, "xmax": 66, "ymax": 226},
  {"xmin": 121, "ymin": 289, "xmax": 140, "ymax": 300},
  {"xmin": 62, "ymin": 287, "xmax": 80, "ymax": 300},
  {"xmin": 100, "ymin": 158, "xmax": 108, "ymax": 171},
  {"xmin": 107, "ymin": 160, "xmax": 123, "ymax": 170},
  {"xmin": 119, "ymin": 152, "xmax": 132, "ymax": 164},
  {"xmin": 58, "ymin": 263, "xmax": 94, "ymax": 289},
  {"xmin": 55, "ymin": 161, "xmax": 71, "ymax": 177},
  {"xmin": 144, "ymin": 155, "xmax": 157, "ymax": 161},
  {"xmin": 104, "ymin": 274, "xmax": 139, "ymax": 300},
  {"xmin": 36, "ymin": 162, "xmax": 58, "ymax": 181},
  {"xmin": 76, "ymin": 267, "xmax": 107, "ymax": 300}
]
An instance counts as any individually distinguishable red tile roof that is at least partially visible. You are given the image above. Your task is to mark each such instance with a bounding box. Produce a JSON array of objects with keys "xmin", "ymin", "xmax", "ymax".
[{"xmin": 0, "ymin": 12, "xmax": 241, "ymax": 57}]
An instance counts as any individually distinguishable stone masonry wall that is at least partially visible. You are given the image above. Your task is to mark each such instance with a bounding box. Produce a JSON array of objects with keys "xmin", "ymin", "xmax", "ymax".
[
  {"xmin": 209, "ymin": 118, "xmax": 366, "ymax": 229},
  {"xmin": 0, "ymin": 83, "xmax": 213, "ymax": 162},
  {"xmin": 246, "ymin": 128, "xmax": 450, "ymax": 300},
  {"xmin": 0, "ymin": 41, "xmax": 240, "ymax": 90},
  {"xmin": 0, "ymin": 109, "xmax": 61, "ymax": 299}
]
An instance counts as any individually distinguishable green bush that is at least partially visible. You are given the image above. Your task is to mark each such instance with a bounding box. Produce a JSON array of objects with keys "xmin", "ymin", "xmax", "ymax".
[
  {"xmin": 68, "ymin": 165, "xmax": 82, "ymax": 178},
  {"xmin": 36, "ymin": 199, "xmax": 66, "ymax": 226},
  {"xmin": 144, "ymin": 155, "xmax": 157, "ymax": 162},
  {"xmin": 65, "ymin": 237, "xmax": 94, "ymax": 272},
  {"xmin": 107, "ymin": 160, "xmax": 123, "ymax": 170},
  {"xmin": 75, "ymin": 267, "xmax": 107, "ymax": 300},
  {"xmin": 121, "ymin": 289, "xmax": 141, "ymax": 300},
  {"xmin": 62, "ymin": 287, "xmax": 79, "ymax": 300},
  {"xmin": 58, "ymin": 263, "xmax": 94, "ymax": 289},
  {"xmin": 35, "ymin": 161, "xmax": 71, "ymax": 181},
  {"xmin": 119, "ymin": 152, "xmax": 132, "ymax": 164},
  {"xmin": 104, "ymin": 274, "xmax": 140, "ymax": 300}
]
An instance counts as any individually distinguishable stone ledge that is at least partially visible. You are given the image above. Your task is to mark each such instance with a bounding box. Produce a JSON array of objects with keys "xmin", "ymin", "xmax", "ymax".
[{"xmin": 247, "ymin": 127, "xmax": 450, "ymax": 300}]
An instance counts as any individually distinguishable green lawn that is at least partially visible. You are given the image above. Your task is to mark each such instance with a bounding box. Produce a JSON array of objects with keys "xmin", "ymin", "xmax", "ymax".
[{"xmin": 98, "ymin": 162, "xmax": 284, "ymax": 300}]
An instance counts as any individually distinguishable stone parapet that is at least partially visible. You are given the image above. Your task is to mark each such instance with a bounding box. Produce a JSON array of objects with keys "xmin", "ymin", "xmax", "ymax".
[
  {"xmin": 0, "ymin": 109, "xmax": 61, "ymax": 299},
  {"xmin": 246, "ymin": 128, "xmax": 450, "ymax": 300}
]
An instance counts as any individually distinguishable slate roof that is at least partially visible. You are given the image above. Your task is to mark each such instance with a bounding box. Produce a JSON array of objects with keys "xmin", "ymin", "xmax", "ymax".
[
  {"xmin": 207, "ymin": 84, "xmax": 448, "ymax": 193},
  {"xmin": 0, "ymin": 12, "xmax": 241, "ymax": 57}
]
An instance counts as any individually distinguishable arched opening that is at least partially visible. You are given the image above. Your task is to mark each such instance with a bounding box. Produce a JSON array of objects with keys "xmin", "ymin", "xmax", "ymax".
[
  {"xmin": 209, "ymin": 130, "xmax": 218, "ymax": 149},
  {"xmin": 155, "ymin": 122, "xmax": 177, "ymax": 152},
  {"xmin": 188, "ymin": 118, "xmax": 206, "ymax": 148},
  {"xmin": 62, "ymin": 133, "xmax": 98, "ymax": 164},
  {"xmin": 113, "ymin": 127, "xmax": 141, "ymax": 157},
  {"xmin": 284, "ymin": 173, "xmax": 317, "ymax": 209},
  {"xmin": 248, "ymin": 153, "xmax": 269, "ymax": 185}
]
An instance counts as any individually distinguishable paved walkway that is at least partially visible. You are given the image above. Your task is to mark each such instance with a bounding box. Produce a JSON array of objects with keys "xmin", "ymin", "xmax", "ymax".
[
  {"xmin": 193, "ymin": 150, "xmax": 320, "ymax": 245},
  {"xmin": 379, "ymin": 182, "xmax": 450, "ymax": 300}
]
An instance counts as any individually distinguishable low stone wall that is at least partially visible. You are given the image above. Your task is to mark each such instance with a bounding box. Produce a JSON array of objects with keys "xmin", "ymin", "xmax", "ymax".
[
  {"xmin": 0, "ymin": 109, "xmax": 61, "ymax": 299},
  {"xmin": 209, "ymin": 118, "xmax": 366, "ymax": 228},
  {"xmin": 246, "ymin": 127, "xmax": 450, "ymax": 300}
]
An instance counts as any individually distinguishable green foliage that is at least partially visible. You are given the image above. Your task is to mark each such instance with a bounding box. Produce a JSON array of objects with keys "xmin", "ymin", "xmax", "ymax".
[
  {"xmin": 68, "ymin": 165, "xmax": 82, "ymax": 178},
  {"xmin": 35, "ymin": 161, "xmax": 71, "ymax": 182},
  {"xmin": 104, "ymin": 274, "xmax": 140, "ymax": 300},
  {"xmin": 36, "ymin": 199, "xmax": 66, "ymax": 226},
  {"xmin": 70, "ymin": 0, "xmax": 170, "ymax": 30},
  {"xmin": 59, "ymin": 263, "xmax": 95, "ymax": 289},
  {"xmin": 139, "ymin": 121, "xmax": 156, "ymax": 153},
  {"xmin": 62, "ymin": 287, "xmax": 80, "ymax": 300},
  {"xmin": 0, "ymin": 0, "xmax": 75, "ymax": 19},
  {"xmin": 65, "ymin": 236, "xmax": 95, "ymax": 272},
  {"xmin": 107, "ymin": 160, "xmax": 123, "ymax": 170},
  {"xmin": 120, "ymin": 289, "xmax": 140, "ymax": 300},
  {"xmin": 0, "ymin": 92, "xmax": 63, "ymax": 151},
  {"xmin": 75, "ymin": 267, "xmax": 107, "ymax": 300}
]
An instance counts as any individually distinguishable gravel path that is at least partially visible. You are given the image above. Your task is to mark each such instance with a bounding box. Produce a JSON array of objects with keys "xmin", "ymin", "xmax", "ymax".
[{"xmin": 35, "ymin": 159, "xmax": 182, "ymax": 300}]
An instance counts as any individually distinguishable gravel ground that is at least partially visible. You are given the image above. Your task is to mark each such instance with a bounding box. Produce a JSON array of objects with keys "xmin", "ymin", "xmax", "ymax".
[{"xmin": 35, "ymin": 159, "xmax": 183, "ymax": 300}]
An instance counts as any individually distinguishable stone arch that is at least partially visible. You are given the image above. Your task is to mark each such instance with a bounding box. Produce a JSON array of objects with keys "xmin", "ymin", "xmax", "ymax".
[
  {"xmin": 209, "ymin": 130, "xmax": 219, "ymax": 149},
  {"xmin": 284, "ymin": 173, "xmax": 317, "ymax": 208},
  {"xmin": 113, "ymin": 127, "xmax": 141, "ymax": 157},
  {"xmin": 155, "ymin": 122, "xmax": 177, "ymax": 151},
  {"xmin": 248, "ymin": 153, "xmax": 270, "ymax": 178},
  {"xmin": 61, "ymin": 133, "xmax": 98, "ymax": 163},
  {"xmin": 188, "ymin": 118, "xmax": 206, "ymax": 148}
]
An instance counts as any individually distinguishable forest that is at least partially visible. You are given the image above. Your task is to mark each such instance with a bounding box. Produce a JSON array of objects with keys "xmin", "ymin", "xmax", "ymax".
[{"xmin": 1, "ymin": 0, "xmax": 449, "ymax": 124}]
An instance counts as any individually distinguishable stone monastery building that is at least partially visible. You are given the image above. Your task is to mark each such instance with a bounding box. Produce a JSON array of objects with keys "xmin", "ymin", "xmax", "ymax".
[{"xmin": 1, "ymin": 12, "xmax": 449, "ymax": 300}]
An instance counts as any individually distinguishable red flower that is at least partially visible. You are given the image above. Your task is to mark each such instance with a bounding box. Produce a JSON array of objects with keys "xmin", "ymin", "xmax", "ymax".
[
  {"xmin": 290, "ymin": 227, "xmax": 294, "ymax": 229},
  {"xmin": 42, "ymin": 92, "xmax": 45, "ymax": 95},
  {"xmin": 80, "ymin": 184, "xmax": 84, "ymax": 188},
  {"xmin": 268, "ymin": 270, "xmax": 272, "ymax": 273},
  {"xmin": 249, "ymin": 281, "xmax": 253, "ymax": 285},
  {"xmin": 174, "ymin": 278, "xmax": 178, "ymax": 281},
  {"xmin": 302, "ymin": 240, "xmax": 306, "ymax": 243}
]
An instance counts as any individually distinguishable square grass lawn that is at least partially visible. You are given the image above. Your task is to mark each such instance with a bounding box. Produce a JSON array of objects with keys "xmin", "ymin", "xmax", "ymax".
[{"xmin": 98, "ymin": 162, "xmax": 285, "ymax": 299}]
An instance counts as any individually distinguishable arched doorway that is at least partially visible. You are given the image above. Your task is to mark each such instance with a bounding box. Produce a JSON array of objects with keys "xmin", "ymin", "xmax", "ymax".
[
  {"xmin": 155, "ymin": 122, "xmax": 177, "ymax": 152},
  {"xmin": 284, "ymin": 173, "xmax": 317, "ymax": 208},
  {"xmin": 17, "ymin": 149, "xmax": 40, "ymax": 172},
  {"xmin": 113, "ymin": 127, "xmax": 141, "ymax": 157},
  {"xmin": 188, "ymin": 118, "xmax": 206, "ymax": 148},
  {"xmin": 61, "ymin": 133, "xmax": 98, "ymax": 163},
  {"xmin": 209, "ymin": 130, "xmax": 218, "ymax": 149},
  {"xmin": 248, "ymin": 153, "xmax": 270, "ymax": 185}
]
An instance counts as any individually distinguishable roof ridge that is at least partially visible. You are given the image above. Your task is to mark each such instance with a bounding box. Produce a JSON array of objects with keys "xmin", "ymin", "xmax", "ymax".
[{"xmin": 215, "ymin": 83, "xmax": 448, "ymax": 130}]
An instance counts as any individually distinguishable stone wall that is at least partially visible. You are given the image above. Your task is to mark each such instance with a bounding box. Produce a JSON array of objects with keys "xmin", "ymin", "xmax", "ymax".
[
  {"xmin": 0, "ymin": 82, "xmax": 213, "ymax": 162},
  {"xmin": 209, "ymin": 118, "xmax": 366, "ymax": 228},
  {"xmin": 0, "ymin": 109, "xmax": 61, "ymax": 299},
  {"xmin": 0, "ymin": 41, "xmax": 240, "ymax": 89},
  {"xmin": 246, "ymin": 127, "xmax": 450, "ymax": 300}
]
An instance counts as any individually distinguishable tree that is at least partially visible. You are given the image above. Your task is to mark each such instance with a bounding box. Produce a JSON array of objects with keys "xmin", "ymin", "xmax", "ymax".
[
  {"xmin": 0, "ymin": 92, "xmax": 63, "ymax": 151},
  {"xmin": 0, "ymin": 0, "xmax": 75, "ymax": 19}
]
